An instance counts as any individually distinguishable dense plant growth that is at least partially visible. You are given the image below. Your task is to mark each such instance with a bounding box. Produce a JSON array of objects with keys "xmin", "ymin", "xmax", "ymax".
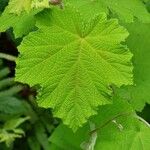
[{"xmin": 0, "ymin": 0, "xmax": 150, "ymax": 149}]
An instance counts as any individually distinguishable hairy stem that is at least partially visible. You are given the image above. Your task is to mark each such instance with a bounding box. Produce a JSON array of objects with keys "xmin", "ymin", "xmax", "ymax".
[
  {"xmin": 135, "ymin": 115, "xmax": 150, "ymax": 128},
  {"xmin": 0, "ymin": 53, "xmax": 17, "ymax": 61}
]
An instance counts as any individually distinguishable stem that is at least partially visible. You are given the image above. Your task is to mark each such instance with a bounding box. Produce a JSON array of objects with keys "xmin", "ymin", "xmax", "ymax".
[
  {"xmin": 135, "ymin": 115, "xmax": 150, "ymax": 128},
  {"xmin": 0, "ymin": 53, "xmax": 17, "ymax": 61},
  {"xmin": 81, "ymin": 122, "xmax": 97, "ymax": 150}
]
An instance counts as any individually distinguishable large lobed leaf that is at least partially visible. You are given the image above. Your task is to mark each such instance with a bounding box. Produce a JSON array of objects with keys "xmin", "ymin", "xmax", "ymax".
[{"xmin": 15, "ymin": 7, "xmax": 133, "ymax": 131}]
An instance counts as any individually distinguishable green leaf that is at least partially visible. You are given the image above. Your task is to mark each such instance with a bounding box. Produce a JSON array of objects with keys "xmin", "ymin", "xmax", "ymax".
[
  {"xmin": 50, "ymin": 144, "xmax": 63, "ymax": 150},
  {"xmin": 0, "ymin": 97, "xmax": 26, "ymax": 115},
  {"xmin": 0, "ymin": 130, "xmax": 23, "ymax": 147},
  {"xmin": 0, "ymin": 117, "xmax": 29, "ymax": 147},
  {"xmin": 50, "ymin": 97, "xmax": 150, "ymax": 150},
  {"xmin": 8, "ymin": 0, "xmax": 32, "ymax": 15},
  {"xmin": 15, "ymin": 7, "xmax": 133, "ymax": 131},
  {"xmin": 0, "ymin": 64, "xmax": 35, "ymax": 123},
  {"xmin": 93, "ymin": 97, "xmax": 150, "ymax": 150},
  {"xmin": 50, "ymin": 124, "xmax": 89, "ymax": 150},
  {"xmin": 0, "ymin": 6, "xmax": 40, "ymax": 38},
  {"xmin": 32, "ymin": 0, "xmax": 49, "ymax": 9},
  {"xmin": 65, "ymin": 0, "xmax": 150, "ymax": 23},
  {"xmin": 116, "ymin": 22, "xmax": 150, "ymax": 111},
  {"xmin": 4, "ymin": 116, "xmax": 30, "ymax": 130},
  {"xmin": 141, "ymin": 0, "xmax": 149, "ymax": 3},
  {"xmin": 50, "ymin": 96, "xmax": 134, "ymax": 150},
  {"xmin": 94, "ymin": 119, "xmax": 150, "ymax": 150},
  {"xmin": 6, "ymin": 0, "xmax": 49, "ymax": 15}
]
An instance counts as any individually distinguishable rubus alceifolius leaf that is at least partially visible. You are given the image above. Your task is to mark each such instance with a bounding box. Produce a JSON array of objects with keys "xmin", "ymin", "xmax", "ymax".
[{"xmin": 15, "ymin": 6, "xmax": 133, "ymax": 131}]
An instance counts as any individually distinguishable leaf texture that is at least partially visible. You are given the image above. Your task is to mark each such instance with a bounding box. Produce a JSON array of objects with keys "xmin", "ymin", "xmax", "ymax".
[
  {"xmin": 50, "ymin": 97, "xmax": 150, "ymax": 150},
  {"xmin": 116, "ymin": 21, "xmax": 150, "ymax": 111},
  {"xmin": 8, "ymin": 0, "xmax": 32, "ymax": 15},
  {"xmin": 15, "ymin": 7, "xmax": 133, "ymax": 131},
  {"xmin": 65, "ymin": 0, "xmax": 150, "ymax": 23},
  {"xmin": 6, "ymin": 0, "xmax": 49, "ymax": 15},
  {"xmin": 0, "ymin": 5, "xmax": 39, "ymax": 38}
]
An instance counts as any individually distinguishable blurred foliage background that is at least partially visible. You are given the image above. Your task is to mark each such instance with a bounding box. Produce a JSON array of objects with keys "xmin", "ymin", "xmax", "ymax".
[{"xmin": 0, "ymin": 22, "xmax": 59, "ymax": 150}]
